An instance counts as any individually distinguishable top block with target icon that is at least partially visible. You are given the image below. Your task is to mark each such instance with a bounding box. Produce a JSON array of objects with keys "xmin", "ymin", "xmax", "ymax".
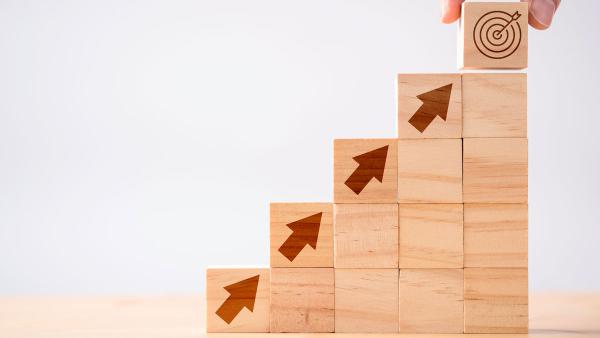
[{"xmin": 459, "ymin": 2, "xmax": 528, "ymax": 69}]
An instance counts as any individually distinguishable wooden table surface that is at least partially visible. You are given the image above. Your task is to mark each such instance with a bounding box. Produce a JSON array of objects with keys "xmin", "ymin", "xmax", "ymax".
[{"xmin": 1, "ymin": 293, "xmax": 599, "ymax": 337}]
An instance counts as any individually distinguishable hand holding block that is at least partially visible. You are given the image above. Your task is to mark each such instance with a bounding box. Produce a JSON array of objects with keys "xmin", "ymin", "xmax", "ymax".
[
  {"xmin": 206, "ymin": 268, "xmax": 270, "ymax": 332},
  {"xmin": 463, "ymin": 138, "xmax": 528, "ymax": 203},
  {"xmin": 334, "ymin": 203, "xmax": 398, "ymax": 268},
  {"xmin": 463, "ymin": 73, "xmax": 527, "ymax": 138},
  {"xmin": 334, "ymin": 139, "xmax": 398, "ymax": 203},
  {"xmin": 399, "ymin": 204, "xmax": 463, "ymax": 268},
  {"xmin": 270, "ymin": 203, "xmax": 333, "ymax": 267},
  {"xmin": 335, "ymin": 269, "xmax": 399, "ymax": 333},
  {"xmin": 459, "ymin": 2, "xmax": 528, "ymax": 69},
  {"xmin": 398, "ymin": 139, "xmax": 462, "ymax": 203},
  {"xmin": 464, "ymin": 268, "xmax": 528, "ymax": 333},
  {"xmin": 270, "ymin": 268, "xmax": 335, "ymax": 332},
  {"xmin": 399, "ymin": 269, "xmax": 464, "ymax": 333},
  {"xmin": 464, "ymin": 204, "xmax": 528, "ymax": 268},
  {"xmin": 397, "ymin": 74, "xmax": 462, "ymax": 139}
]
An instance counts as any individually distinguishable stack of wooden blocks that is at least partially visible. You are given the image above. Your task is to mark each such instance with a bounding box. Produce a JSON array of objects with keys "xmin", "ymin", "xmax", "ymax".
[{"xmin": 206, "ymin": 2, "xmax": 529, "ymax": 334}]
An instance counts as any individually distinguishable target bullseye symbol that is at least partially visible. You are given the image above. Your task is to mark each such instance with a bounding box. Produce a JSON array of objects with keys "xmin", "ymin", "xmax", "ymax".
[{"xmin": 473, "ymin": 10, "xmax": 522, "ymax": 59}]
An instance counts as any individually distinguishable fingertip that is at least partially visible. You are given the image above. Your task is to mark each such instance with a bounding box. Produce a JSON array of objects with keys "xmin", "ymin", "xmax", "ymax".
[{"xmin": 440, "ymin": 0, "xmax": 463, "ymax": 24}]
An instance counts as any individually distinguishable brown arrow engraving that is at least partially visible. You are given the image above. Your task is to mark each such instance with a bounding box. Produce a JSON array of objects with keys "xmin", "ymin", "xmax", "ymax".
[
  {"xmin": 408, "ymin": 83, "xmax": 453, "ymax": 133},
  {"xmin": 278, "ymin": 212, "xmax": 322, "ymax": 262},
  {"xmin": 344, "ymin": 145, "xmax": 388, "ymax": 195},
  {"xmin": 215, "ymin": 275, "xmax": 260, "ymax": 324}
]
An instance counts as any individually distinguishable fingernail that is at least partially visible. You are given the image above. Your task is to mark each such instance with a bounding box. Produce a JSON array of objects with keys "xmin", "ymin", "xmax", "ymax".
[{"xmin": 530, "ymin": 0, "xmax": 556, "ymax": 28}]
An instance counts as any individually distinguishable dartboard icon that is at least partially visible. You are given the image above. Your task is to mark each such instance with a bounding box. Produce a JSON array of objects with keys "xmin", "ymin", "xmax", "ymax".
[{"xmin": 473, "ymin": 10, "xmax": 523, "ymax": 59}]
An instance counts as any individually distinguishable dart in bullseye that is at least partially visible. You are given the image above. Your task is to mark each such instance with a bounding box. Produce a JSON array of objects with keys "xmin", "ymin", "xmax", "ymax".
[{"xmin": 493, "ymin": 11, "xmax": 522, "ymax": 39}]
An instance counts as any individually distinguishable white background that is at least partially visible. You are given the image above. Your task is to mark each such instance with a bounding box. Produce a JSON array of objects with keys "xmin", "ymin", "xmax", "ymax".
[{"xmin": 1, "ymin": 0, "xmax": 599, "ymax": 295}]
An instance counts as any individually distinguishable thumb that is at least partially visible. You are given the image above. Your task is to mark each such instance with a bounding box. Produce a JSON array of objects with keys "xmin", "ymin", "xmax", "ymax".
[{"xmin": 525, "ymin": 0, "xmax": 560, "ymax": 30}]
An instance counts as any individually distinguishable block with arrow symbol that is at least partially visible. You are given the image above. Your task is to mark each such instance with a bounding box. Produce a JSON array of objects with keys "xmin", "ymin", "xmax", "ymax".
[
  {"xmin": 206, "ymin": 268, "xmax": 270, "ymax": 332},
  {"xmin": 397, "ymin": 74, "xmax": 462, "ymax": 139},
  {"xmin": 270, "ymin": 203, "xmax": 333, "ymax": 267},
  {"xmin": 334, "ymin": 139, "xmax": 398, "ymax": 203}
]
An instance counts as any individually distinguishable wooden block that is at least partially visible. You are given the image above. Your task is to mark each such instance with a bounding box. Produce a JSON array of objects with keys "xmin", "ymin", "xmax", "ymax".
[
  {"xmin": 463, "ymin": 73, "xmax": 527, "ymax": 138},
  {"xmin": 270, "ymin": 268, "xmax": 334, "ymax": 333},
  {"xmin": 464, "ymin": 268, "xmax": 528, "ymax": 333},
  {"xmin": 397, "ymin": 74, "xmax": 462, "ymax": 139},
  {"xmin": 206, "ymin": 268, "xmax": 270, "ymax": 332},
  {"xmin": 463, "ymin": 138, "xmax": 528, "ymax": 203},
  {"xmin": 335, "ymin": 269, "xmax": 399, "ymax": 333},
  {"xmin": 334, "ymin": 203, "xmax": 399, "ymax": 268},
  {"xmin": 270, "ymin": 203, "xmax": 333, "ymax": 267},
  {"xmin": 398, "ymin": 139, "xmax": 462, "ymax": 203},
  {"xmin": 399, "ymin": 269, "xmax": 464, "ymax": 333},
  {"xmin": 399, "ymin": 204, "xmax": 463, "ymax": 268},
  {"xmin": 464, "ymin": 204, "xmax": 528, "ymax": 268},
  {"xmin": 334, "ymin": 139, "xmax": 398, "ymax": 203},
  {"xmin": 459, "ymin": 2, "xmax": 528, "ymax": 69}
]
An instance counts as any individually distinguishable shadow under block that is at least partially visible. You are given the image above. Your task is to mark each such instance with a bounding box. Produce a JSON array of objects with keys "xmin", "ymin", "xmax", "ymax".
[
  {"xmin": 206, "ymin": 268, "xmax": 270, "ymax": 332},
  {"xmin": 462, "ymin": 73, "xmax": 527, "ymax": 138},
  {"xmin": 399, "ymin": 204, "xmax": 463, "ymax": 268},
  {"xmin": 270, "ymin": 203, "xmax": 333, "ymax": 268},
  {"xmin": 270, "ymin": 268, "xmax": 334, "ymax": 333},
  {"xmin": 464, "ymin": 268, "xmax": 529, "ymax": 333},
  {"xmin": 463, "ymin": 138, "xmax": 528, "ymax": 203},
  {"xmin": 399, "ymin": 269, "xmax": 464, "ymax": 333},
  {"xmin": 334, "ymin": 203, "xmax": 398, "ymax": 268},
  {"xmin": 334, "ymin": 139, "xmax": 398, "ymax": 203},
  {"xmin": 398, "ymin": 139, "xmax": 462, "ymax": 203},
  {"xmin": 464, "ymin": 204, "xmax": 528, "ymax": 268},
  {"xmin": 459, "ymin": 2, "xmax": 528, "ymax": 69},
  {"xmin": 397, "ymin": 74, "xmax": 462, "ymax": 139},
  {"xmin": 335, "ymin": 269, "xmax": 399, "ymax": 333}
]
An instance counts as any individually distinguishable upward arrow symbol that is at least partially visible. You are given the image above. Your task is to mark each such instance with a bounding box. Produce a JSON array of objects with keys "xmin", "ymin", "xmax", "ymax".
[
  {"xmin": 408, "ymin": 83, "xmax": 453, "ymax": 133},
  {"xmin": 344, "ymin": 145, "xmax": 389, "ymax": 195},
  {"xmin": 278, "ymin": 212, "xmax": 322, "ymax": 262},
  {"xmin": 215, "ymin": 275, "xmax": 260, "ymax": 324}
]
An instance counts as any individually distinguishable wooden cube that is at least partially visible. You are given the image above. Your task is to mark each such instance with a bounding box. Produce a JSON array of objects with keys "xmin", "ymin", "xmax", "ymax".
[
  {"xmin": 463, "ymin": 73, "xmax": 527, "ymax": 138},
  {"xmin": 464, "ymin": 204, "xmax": 528, "ymax": 268},
  {"xmin": 334, "ymin": 139, "xmax": 398, "ymax": 203},
  {"xmin": 270, "ymin": 268, "xmax": 335, "ymax": 332},
  {"xmin": 399, "ymin": 269, "xmax": 464, "ymax": 333},
  {"xmin": 270, "ymin": 203, "xmax": 333, "ymax": 267},
  {"xmin": 399, "ymin": 204, "xmax": 463, "ymax": 268},
  {"xmin": 335, "ymin": 269, "xmax": 399, "ymax": 332},
  {"xmin": 398, "ymin": 139, "xmax": 462, "ymax": 203},
  {"xmin": 463, "ymin": 138, "xmax": 528, "ymax": 203},
  {"xmin": 397, "ymin": 74, "xmax": 462, "ymax": 139},
  {"xmin": 464, "ymin": 268, "xmax": 528, "ymax": 333},
  {"xmin": 334, "ymin": 204, "xmax": 398, "ymax": 268},
  {"xmin": 206, "ymin": 268, "xmax": 270, "ymax": 332},
  {"xmin": 459, "ymin": 2, "xmax": 528, "ymax": 69}
]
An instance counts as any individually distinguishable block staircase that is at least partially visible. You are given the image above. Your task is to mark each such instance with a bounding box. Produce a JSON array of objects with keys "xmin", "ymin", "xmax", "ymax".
[{"xmin": 206, "ymin": 2, "xmax": 529, "ymax": 334}]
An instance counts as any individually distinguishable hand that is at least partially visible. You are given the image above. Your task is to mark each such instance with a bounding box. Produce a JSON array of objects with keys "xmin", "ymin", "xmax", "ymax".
[{"xmin": 441, "ymin": 0, "xmax": 560, "ymax": 30}]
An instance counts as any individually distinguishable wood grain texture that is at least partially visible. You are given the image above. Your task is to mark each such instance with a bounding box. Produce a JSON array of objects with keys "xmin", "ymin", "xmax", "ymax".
[
  {"xmin": 270, "ymin": 268, "xmax": 334, "ymax": 333},
  {"xmin": 464, "ymin": 203, "xmax": 528, "ymax": 268},
  {"xmin": 334, "ymin": 139, "xmax": 398, "ymax": 203},
  {"xmin": 270, "ymin": 203, "xmax": 333, "ymax": 268},
  {"xmin": 399, "ymin": 269, "xmax": 464, "ymax": 333},
  {"xmin": 398, "ymin": 139, "xmax": 462, "ymax": 203},
  {"xmin": 1, "ymin": 294, "xmax": 600, "ymax": 337},
  {"xmin": 334, "ymin": 203, "xmax": 398, "ymax": 268},
  {"xmin": 205, "ymin": 268, "xmax": 269, "ymax": 332},
  {"xmin": 335, "ymin": 269, "xmax": 399, "ymax": 333},
  {"xmin": 397, "ymin": 74, "xmax": 462, "ymax": 139},
  {"xmin": 463, "ymin": 138, "xmax": 528, "ymax": 203},
  {"xmin": 462, "ymin": 73, "xmax": 527, "ymax": 137},
  {"xmin": 459, "ymin": 2, "xmax": 528, "ymax": 69},
  {"xmin": 464, "ymin": 268, "xmax": 528, "ymax": 333},
  {"xmin": 399, "ymin": 204, "xmax": 463, "ymax": 268}
]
